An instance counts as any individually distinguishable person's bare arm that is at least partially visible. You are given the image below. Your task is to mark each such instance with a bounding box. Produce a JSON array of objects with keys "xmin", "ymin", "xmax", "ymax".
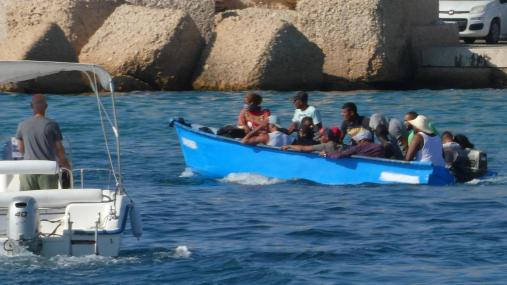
[
  {"xmin": 241, "ymin": 132, "xmax": 269, "ymax": 145},
  {"xmin": 241, "ymin": 122, "xmax": 269, "ymax": 145},
  {"xmin": 405, "ymin": 134, "xmax": 423, "ymax": 161},
  {"xmin": 287, "ymin": 122, "xmax": 298, "ymax": 134},
  {"xmin": 281, "ymin": 144, "xmax": 313, "ymax": 152},
  {"xmin": 55, "ymin": 140, "xmax": 71, "ymax": 169},
  {"xmin": 17, "ymin": 139, "xmax": 24, "ymax": 155}
]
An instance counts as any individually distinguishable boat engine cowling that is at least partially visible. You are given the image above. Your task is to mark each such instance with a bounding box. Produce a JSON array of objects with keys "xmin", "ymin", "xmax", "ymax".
[{"xmin": 6, "ymin": 196, "xmax": 41, "ymax": 253}]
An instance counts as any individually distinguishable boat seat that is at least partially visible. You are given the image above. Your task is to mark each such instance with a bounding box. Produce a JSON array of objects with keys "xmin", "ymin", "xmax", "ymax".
[
  {"xmin": 0, "ymin": 160, "xmax": 59, "ymax": 175},
  {"xmin": 0, "ymin": 189, "xmax": 104, "ymax": 208},
  {"xmin": 0, "ymin": 160, "xmax": 60, "ymax": 192}
]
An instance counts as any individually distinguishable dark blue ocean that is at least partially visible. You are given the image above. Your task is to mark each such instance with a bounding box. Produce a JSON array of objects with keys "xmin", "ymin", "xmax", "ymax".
[{"xmin": 0, "ymin": 89, "xmax": 506, "ymax": 284}]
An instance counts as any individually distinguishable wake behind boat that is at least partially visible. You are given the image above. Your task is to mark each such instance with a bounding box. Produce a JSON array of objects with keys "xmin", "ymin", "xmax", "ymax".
[
  {"xmin": 170, "ymin": 118, "xmax": 457, "ymax": 186},
  {"xmin": 0, "ymin": 61, "xmax": 141, "ymax": 257}
]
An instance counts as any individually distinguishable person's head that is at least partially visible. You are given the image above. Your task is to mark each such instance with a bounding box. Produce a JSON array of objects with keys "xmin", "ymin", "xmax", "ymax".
[
  {"xmin": 352, "ymin": 129, "xmax": 373, "ymax": 144},
  {"xmin": 441, "ymin": 131, "xmax": 454, "ymax": 144},
  {"xmin": 454, "ymin": 134, "xmax": 474, "ymax": 149},
  {"xmin": 31, "ymin": 94, "xmax": 48, "ymax": 115},
  {"xmin": 407, "ymin": 115, "xmax": 434, "ymax": 135},
  {"xmin": 244, "ymin": 92, "xmax": 262, "ymax": 107},
  {"xmin": 292, "ymin": 91, "xmax": 308, "ymax": 109},
  {"xmin": 319, "ymin": 127, "xmax": 341, "ymax": 144},
  {"xmin": 300, "ymin": 117, "xmax": 314, "ymax": 135},
  {"xmin": 369, "ymin": 113, "xmax": 388, "ymax": 132},
  {"xmin": 341, "ymin": 102, "xmax": 357, "ymax": 121},
  {"xmin": 404, "ymin": 111, "xmax": 418, "ymax": 131},
  {"xmin": 268, "ymin": 115, "xmax": 281, "ymax": 132}
]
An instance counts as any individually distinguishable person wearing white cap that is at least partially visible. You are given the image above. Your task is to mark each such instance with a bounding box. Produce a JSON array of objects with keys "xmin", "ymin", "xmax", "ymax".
[
  {"xmin": 241, "ymin": 115, "xmax": 292, "ymax": 147},
  {"xmin": 404, "ymin": 115, "xmax": 445, "ymax": 167}
]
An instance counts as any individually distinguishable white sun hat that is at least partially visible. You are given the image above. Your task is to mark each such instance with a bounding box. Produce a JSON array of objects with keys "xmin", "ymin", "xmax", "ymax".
[{"xmin": 408, "ymin": 115, "xmax": 434, "ymax": 134}]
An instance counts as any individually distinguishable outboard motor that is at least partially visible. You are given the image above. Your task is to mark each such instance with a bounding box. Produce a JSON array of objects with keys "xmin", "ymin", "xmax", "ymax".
[
  {"xmin": 5, "ymin": 197, "xmax": 41, "ymax": 254},
  {"xmin": 465, "ymin": 149, "xmax": 488, "ymax": 177}
]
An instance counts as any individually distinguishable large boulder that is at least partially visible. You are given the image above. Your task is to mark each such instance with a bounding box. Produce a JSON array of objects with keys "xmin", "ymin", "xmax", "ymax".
[
  {"xmin": 0, "ymin": 22, "xmax": 87, "ymax": 93},
  {"xmin": 0, "ymin": 2, "xmax": 6, "ymax": 41},
  {"xmin": 411, "ymin": 22, "xmax": 459, "ymax": 50},
  {"xmin": 125, "ymin": 0, "xmax": 214, "ymax": 41},
  {"xmin": 3, "ymin": 0, "xmax": 123, "ymax": 53},
  {"xmin": 79, "ymin": 5, "xmax": 203, "ymax": 90},
  {"xmin": 193, "ymin": 8, "xmax": 323, "ymax": 90},
  {"xmin": 404, "ymin": 0, "xmax": 439, "ymax": 26},
  {"xmin": 297, "ymin": 0, "xmax": 410, "ymax": 89},
  {"xmin": 0, "ymin": 23, "xmax": 87, "ymax": 93}
]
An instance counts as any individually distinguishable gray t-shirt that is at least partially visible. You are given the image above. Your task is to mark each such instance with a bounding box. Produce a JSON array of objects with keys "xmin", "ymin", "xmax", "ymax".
[
  {"xmin": 311, "ymin": 141, "xmax": 339, "ymax": 153},
  {"xmin": 16, "ymin": 116, "xmax": 63, "ymax": 161}
]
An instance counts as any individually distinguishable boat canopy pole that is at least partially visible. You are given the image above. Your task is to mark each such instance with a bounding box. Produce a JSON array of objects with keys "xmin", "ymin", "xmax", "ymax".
[{"xmin": 83, "ymin": 70, "xmax": 122, "ymax": 194}]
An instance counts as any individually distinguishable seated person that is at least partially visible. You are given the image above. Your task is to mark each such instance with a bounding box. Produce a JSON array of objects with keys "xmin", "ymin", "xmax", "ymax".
[
  {"xmin": 292, "ymin": 117, "xmax": 320, "ymax": 146},
  {"xmin": 453, "ymin": 134, "xmax": 475, "ymax": 149},
  {"xmin": 287, "ymin": 91, "xmax": 323, "ymax": 134},
  {"xmin": 324, "ymin": 129, "xmax": 385, "ymax": 159},
  {"xmin": 340, "ymin": 102, "xmax": 371, "ymax": 143},
  {"xmin": 241, "ymin": 115, "xmax": 292, "ymax": 147},
  {"xmin": 369, "ymin": 113, "xmax": 404, "ymax": 160},
  {"xmin": 237, "ymin": 92, "xmax": 270, "ymax": 134},
  {"xmin": 282, "ymin": 127, "xmax": 342, "ymax": 153},
  {"xmin": 404, "ymin": 111, "xmax": 438, "ymax": 146},
  {"xmin": 404, "ymin": 115, "xmax": 445, "ymax": 167}
]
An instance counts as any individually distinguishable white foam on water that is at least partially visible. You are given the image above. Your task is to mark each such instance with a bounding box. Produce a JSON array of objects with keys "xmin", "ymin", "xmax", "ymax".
[
  {"xmin": 173, "ymin": 245, "xmax": 191, "ymax": 258},
  {"xmin": 466, "ymin": 174, "xmax": 506, "ymax": 185},
  {"xmin": 49, "ymin": 254, "xmax": 140, "ymax": 268},
  {"xmin": 179, "ymin": 168, "xmax": 195, "ymax": 178},
  {"xmin": 219, "ymin": 173, "xmax": 285, "ymax": 185}
]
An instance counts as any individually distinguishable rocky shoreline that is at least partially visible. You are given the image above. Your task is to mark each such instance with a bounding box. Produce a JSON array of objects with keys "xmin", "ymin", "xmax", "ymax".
[{"xmin": 0, "ymin": 0, "xmax": 465, "ymax": 93}]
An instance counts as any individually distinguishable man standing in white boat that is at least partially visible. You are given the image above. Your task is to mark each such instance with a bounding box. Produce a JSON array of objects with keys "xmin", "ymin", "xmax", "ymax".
[{"xmin": 16, "ymin": 94, "xmax": 71, "ymax": 190}]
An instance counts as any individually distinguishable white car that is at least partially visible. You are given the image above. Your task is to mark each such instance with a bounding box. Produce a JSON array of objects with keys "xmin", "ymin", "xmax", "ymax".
[{"xmin": 439, "ymin": 0, "xmax": 507, "ymax": 44}]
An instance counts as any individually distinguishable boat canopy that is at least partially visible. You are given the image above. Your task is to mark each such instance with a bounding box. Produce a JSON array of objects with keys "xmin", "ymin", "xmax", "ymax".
[
  {"xmin": 0, "ymin": 60, "xmax": 112, "ymax": 91},
  {"xmin": 0, "ymin": 60, "xmax": 124, "ymax": 193}
]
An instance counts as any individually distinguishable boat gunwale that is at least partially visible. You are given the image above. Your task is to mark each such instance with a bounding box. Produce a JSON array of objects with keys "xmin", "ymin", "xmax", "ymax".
[{"xmin": 172, "ymin": 121, "xmax": 435, "ymax": 169}]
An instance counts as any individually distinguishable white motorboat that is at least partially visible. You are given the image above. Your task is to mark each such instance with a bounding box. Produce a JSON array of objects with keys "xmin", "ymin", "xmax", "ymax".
[{"xmin": 0, "ymin": 61, "xmax": 142, "ymax": 257}]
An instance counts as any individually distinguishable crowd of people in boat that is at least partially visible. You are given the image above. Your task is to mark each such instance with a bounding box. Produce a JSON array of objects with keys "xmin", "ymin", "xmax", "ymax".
[{"xmin": 217, "ymin": 91, "xmax": 478, "ymax": 171}]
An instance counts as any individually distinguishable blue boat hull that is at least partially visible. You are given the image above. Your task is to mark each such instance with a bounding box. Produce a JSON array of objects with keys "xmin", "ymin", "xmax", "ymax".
[{"xmin": 173, "ymin": 122, "xmax": 455, "ymax": 186}]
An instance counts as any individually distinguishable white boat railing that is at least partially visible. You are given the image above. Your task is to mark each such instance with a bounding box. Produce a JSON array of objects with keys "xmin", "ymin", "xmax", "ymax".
[{"xmin": 72, "ymin": 168, "xmax": 113, "ymax": 190}]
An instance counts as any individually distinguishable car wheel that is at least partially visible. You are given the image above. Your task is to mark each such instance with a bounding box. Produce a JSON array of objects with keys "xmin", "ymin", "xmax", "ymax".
[
  {"xmin": 486, "ymin": 20, "xmax": 500, "ymax": 44},
  {"xmin": 464, "ymin": 38, "xmax": 476, "ymax": 44}
]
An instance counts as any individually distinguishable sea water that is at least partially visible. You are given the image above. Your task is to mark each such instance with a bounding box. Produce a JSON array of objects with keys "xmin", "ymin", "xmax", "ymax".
[{"xmin": 0, "ymin": 89, "xmax": 506, "ymax": 284}]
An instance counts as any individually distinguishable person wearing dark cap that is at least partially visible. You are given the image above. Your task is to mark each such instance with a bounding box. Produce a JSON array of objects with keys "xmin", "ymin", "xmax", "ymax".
[
  {"xmin": 339, "ymin": 102, "xmax": 371, "ymax": 143},
  {"xmin": 16, "ymin": 94, "xmax": 71, "ymax": 190},
  {"xmin": 287, "ymin": 91, "xmax": 322, "ymax": 134}
]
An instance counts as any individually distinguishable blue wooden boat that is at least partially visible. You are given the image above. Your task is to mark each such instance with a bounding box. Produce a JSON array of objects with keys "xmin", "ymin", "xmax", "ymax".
[{"xmin": 171, "ymin": 119, "xmax": 455, "ymax": 186}]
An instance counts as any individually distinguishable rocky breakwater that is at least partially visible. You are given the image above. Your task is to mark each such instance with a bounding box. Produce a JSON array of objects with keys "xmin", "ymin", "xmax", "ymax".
[
  {"xmin": 0, "ymin": 0, "xmax": 462, "ymax": 93},
  {"xmin": 297, "ymin": 0, "xmax": 458, "ymax": 89},
  {"xmin": 193, "ymin": 8, "xmax": 323, "ymax": 91},
  {"xmin": 0, "ymin": 0, "xmax": 123, "ymax": 93}
]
